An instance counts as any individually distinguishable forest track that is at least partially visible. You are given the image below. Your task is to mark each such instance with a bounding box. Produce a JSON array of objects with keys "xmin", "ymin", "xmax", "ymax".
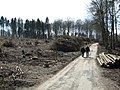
[{"xmin": 35, "ymin": 43, "xmax": 119, "ymax": 90}]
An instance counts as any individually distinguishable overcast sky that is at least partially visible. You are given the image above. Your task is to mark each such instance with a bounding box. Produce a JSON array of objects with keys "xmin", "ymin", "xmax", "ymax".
[{"xmin": 0, "ymin": 0, "xmax": 91, "ymax": 22}]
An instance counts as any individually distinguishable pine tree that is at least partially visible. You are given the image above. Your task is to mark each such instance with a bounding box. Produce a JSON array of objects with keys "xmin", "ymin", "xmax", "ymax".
[
  {"xmin": 41, "ymin": 22, "xmax": 45, "ymax": 38},
  {"xmin": 11, "ymin": 18, "xmax": 17, "ymax": 37},
  {"xmin": 36, "ymin": 18, "xmax": 42, "ymax": 38},
  {"xmin": 18, "ymin": 18, "xmax": 21, "ymax": 37},
  {"xmin": 1, "ymin": 16, "xmax": 4, "ymax": 36},
  {"xmin": 5, "ymin": 20, "xmax": 10, "ymax": 37},
  {"xmin": 24, "ymin": 19, "xmax": 30, "ymax": 38},
  {"xmin": 45, "ymin": 17, "xmax": 51, "ymax": 39}
]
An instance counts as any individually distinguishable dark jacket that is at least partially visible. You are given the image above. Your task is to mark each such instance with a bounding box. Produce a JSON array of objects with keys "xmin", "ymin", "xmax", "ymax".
[
  {"xmin": 81, "ymin": 48, "xmax": 85, "ymax": 53},
  {"xmin": 86, "ymin": 46, "xmax": 90, "ymax": 53}
]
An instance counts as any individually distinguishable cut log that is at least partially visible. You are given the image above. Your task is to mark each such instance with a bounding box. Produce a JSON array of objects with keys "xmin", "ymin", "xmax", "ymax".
[
  {"xmin": 102, "ymin": 54, "xmax": 115, "ymax": 64},
  {"xmin": 105, "ymin": 54, "xmax": 115, "ymax": 63},
  {"xmin": 97, "ymin": 58, "xmax": 103, "ymax": 66},
  {"xmin": 108, "ymin": 54, "xmax": 120, "ymax": 68},
  {"xmin": 101, "ymin": 54, "xmax": 108, "ymax": 64},
  {"xmin": 97, "ymin": 52, "xmax": 120, "ymax": 68},
  {"xmin": 107, "ymin": 54, "xmax": 118, "ymax": 61},
  {"xmin": 97, "ymin": 57, "xmax": 101, "ymax": 65},
  {"xmin": 32, "ymin": 56, "xmax": 38, "ymax": 60},
  {"xmin": 99, "ymin": 54, "xmax": 107, "ymax": 67},
  {"xmin": 102, "ymin": 53, "xmax": 113, "ymax": 63},
  {"xmin": 116, "ymin": 56, "xmax": 120, "ymax": 60},
  {"xmin": 100, "ymin": 53, "xmax": 114, "ymax": 67}
]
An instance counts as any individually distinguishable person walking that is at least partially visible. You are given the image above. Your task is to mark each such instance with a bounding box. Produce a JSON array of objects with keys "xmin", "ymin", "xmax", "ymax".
[
  {"xmin": 81, "ymin": 47, "xmax": 85, "ymax": 57},
  {"xmin": 85, "ymin": 46, "xmax": 90, "ymax": 57}
]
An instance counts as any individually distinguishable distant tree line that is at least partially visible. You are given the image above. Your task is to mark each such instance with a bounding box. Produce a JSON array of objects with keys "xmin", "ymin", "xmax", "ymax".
[
  {"xmin": 52, "ymin": 18, "xmax": 96, "ymax": 39},
  {"xmin": 0, "ymin": 16, "xmax": 96, "ymax": 39}
]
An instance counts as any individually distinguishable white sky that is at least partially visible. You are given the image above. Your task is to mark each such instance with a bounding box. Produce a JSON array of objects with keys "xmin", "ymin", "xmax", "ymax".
[{"xmin": 0, "ymin": 0, "xmax": 91, "ymax": 22}]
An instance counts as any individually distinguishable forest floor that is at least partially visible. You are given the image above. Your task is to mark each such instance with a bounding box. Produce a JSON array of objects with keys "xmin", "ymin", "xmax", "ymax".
[{"xmin": 0, "ymin": 37, "xmax": 80, "ymax": 90}]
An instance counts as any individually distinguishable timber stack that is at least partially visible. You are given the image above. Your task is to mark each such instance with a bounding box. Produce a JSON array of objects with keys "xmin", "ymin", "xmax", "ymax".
[{"xmin": 97, "ymin": 52, "xmax": 120, "ymax": 68}]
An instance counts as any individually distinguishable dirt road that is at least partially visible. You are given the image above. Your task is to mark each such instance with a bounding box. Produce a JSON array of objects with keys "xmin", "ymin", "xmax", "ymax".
[{"xmin": 35, "ymin": 43, "xmax": 119, "ymax": 90}]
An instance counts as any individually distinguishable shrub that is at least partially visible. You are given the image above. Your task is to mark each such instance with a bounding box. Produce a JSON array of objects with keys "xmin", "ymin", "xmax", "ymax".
[
  {"xmin": 35, "ymin": 41, "xmax": 39, "ymax": 46},
  {"xmin": 3, "ymin": 41, "xmax": 15, "ymax": 47},
  {"xmin": 44, "ymin": 40, "xmax": 49, "ymax": 43},
  {"xmin": 51, "ymin": 36, "xmax": 82, "ymax": 52}
]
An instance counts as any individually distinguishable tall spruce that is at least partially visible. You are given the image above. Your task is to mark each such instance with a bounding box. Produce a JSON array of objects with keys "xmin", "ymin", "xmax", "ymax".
[
  {"xmin": 11, "ymin": 18, "xmax": 17, "ymax": 37},
  {"xmin": 36, "ymin": 18, "xmax": 42, "ymax": 38},
  {"xmin": 1, "ymin": 16, "xmax": 4, "ymax": 36},
  {"xmin": 45, "ymin": 17, "xmax": 51, "ymax": 39}
]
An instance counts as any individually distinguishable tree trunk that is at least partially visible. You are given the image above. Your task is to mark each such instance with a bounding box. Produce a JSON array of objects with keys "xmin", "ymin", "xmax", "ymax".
[
  {"xmin": 47, "ymin": 24, "xmax": 50, "ymax": 39},
  {"xmin": 111, "ymin": 0, "xmax": 115, "ymax": 49},
  {"xmin": 105, "ymin": 0, "xmax": 109, "ymax": 49},
  {"xmin": 115, "ymin": 14, "xmax": 118, "ymax": 44},
  {"xmin": 67, "ymin": 27, "xmax": 70, "ymax": 36}
]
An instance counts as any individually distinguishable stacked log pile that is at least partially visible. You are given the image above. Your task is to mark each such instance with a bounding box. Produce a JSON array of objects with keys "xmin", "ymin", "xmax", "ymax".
[{"xmin": 97, "ymin": 52, "xmax": 120, "ymax": 68}]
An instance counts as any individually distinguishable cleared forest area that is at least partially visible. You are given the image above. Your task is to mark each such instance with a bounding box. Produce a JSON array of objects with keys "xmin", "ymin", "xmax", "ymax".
[{"xmin": 0, "ymin": 36, "xmax": 91, "ymax": 90}]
